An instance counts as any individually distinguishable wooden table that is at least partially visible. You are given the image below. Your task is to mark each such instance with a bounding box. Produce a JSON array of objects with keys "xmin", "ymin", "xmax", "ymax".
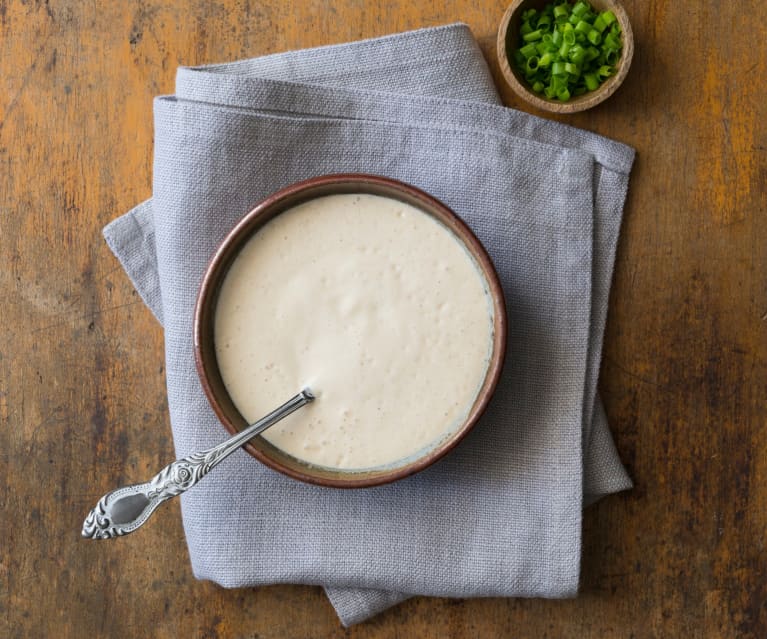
[{"xmin": 2, "ymin": 1, "xmax": 765, "ymax": 636}]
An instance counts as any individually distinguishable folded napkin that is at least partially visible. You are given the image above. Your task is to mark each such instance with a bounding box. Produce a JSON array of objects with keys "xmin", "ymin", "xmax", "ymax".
[{"xmin": 104, "ymin": 24, "xmax": 634, "ymax": 626}]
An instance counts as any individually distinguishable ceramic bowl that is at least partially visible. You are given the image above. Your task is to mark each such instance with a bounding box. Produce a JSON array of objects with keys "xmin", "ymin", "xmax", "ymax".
[
  {"xmin": 194, "ymin": 174, "xmax": 507, "ymax": 488},
  {"xmin": 497, "ymin": 0, "xmax": 634, "ymax": 113}
]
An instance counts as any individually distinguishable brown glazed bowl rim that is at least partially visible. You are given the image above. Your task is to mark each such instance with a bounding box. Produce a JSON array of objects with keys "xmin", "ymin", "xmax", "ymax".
[
  {"xmin": 193, "ymin": 173, "xmax": 507, "ymax": 488},
  {"xmin": 497, "ymin": 0, "xmax": 634, "ymax": 114}
]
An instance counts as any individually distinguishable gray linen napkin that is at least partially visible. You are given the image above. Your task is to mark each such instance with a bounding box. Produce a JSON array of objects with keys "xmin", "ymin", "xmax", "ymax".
[{"xmin": 103, "ymin": 24, "xmax": 634, "ymax": 626}]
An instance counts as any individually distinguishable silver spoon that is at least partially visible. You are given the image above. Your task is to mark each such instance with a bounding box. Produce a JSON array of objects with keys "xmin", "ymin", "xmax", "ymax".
[{"xmin": 82, "ymin": 388, "xmax": 314, "ymax": 539}]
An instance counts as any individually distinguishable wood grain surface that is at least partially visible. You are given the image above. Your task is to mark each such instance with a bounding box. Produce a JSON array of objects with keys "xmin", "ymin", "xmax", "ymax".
[{"xmin": 1, "ymin": 1, "xmax": 765, "ymax": 637}]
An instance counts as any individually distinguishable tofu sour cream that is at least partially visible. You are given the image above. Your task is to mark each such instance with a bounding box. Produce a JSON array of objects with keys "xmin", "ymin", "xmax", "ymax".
[{"xmin": 214, "ymin": 193, "xmax": 494, "ymax": 470}]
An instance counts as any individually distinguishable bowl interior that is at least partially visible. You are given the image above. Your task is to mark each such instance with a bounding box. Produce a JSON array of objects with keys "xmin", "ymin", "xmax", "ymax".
[
  {"xmin": 194, "ymin": 174, "xmax": 507, "ymax": 488},
  {"xmin": 498, "ymin": 0, "xmax": 634, "ymax": 113}
]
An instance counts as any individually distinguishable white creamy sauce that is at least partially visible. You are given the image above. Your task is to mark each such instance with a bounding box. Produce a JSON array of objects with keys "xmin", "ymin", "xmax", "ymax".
[{"xmin": 214, "ymin": 193, "xmax": 494, "ymax": 470}]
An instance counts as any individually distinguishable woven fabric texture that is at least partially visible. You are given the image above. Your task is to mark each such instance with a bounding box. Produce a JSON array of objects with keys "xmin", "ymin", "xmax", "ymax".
[{"xmin": 103, "ymin": 24, "xmax": 634, "ymax": 626}]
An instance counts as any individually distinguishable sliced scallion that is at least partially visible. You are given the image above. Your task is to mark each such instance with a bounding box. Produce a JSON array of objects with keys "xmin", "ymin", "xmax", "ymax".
[
  {"xmin": 523, "ymin": 29, "xmax": 543, "ymax": 42},
  {"xmin": 519, "ymin": 42, "xmax": 538, "ymax": 59},
  {"xmin": 511, "ymin": 0, "xmax": 623, "ymax": 102},
  {"xmin": 587, "ymin": 29, "xmax": 601, "ymax": 45}
]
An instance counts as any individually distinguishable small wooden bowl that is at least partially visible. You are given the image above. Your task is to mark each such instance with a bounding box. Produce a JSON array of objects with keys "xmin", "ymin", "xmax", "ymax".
[
  {"xmin": 497, "ymin": 0, "xmax": 634, "ymax": 114},
  {"xmin": 194, "ymin": 174, "xmax": 507, "ymax": 488}
]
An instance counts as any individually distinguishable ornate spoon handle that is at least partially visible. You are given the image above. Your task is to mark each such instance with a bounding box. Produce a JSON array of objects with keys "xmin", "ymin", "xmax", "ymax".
[{"xmin": 82, "ymin": 389, "xmax": 314, "ymax": 539}]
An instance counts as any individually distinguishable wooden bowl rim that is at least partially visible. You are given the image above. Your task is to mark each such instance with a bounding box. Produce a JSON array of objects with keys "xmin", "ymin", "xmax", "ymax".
[
  {"xmin": 193, "ymin": 173, "xmax": 508, "ymax": 488},
  {"xmin": 496, "ymin": 0, "xmax": 634, "ymax": 114}
]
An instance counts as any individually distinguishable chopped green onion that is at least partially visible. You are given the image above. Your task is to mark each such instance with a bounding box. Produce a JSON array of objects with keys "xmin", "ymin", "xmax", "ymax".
[
  {"xmin": 510, "ymin": 0, "xmax": 623, "ymax": 102},
  {"xmin": 603, "ymin": 33, "xmax": 621, "ymax": 50},
  {"xmin": 519, "ymin": 42, "xmax": 538, "ymax": 59},
  {"xmin": 572, "ymin": 2, "xmax": 589, "ymax": 17},
  {"xmin": 592, "ymin": 14, "xmax": 607, "ymax": 32},
  {"xmin": 584, "ymin": 73, "xmax": 599, "ymax": 90},
  {"xmin": 564, "ymin": 62, "xmax": 579, "ymax": 76},
  {"xmin": 601, "ymin": 10, "xmax": 617, "ymax": 25},
  {"xmin": 597, "ymin": 64, "xmax": 613, "ymax": 78},
  {"xmin": 523, "ymin": 29, "xmax": 543, "ymax": 42},
  {"xmin": 585, "ymin": 46, "xmax": 599, "ymax": 61},
  {"xmin": 569, "ymin": 44, "xmax": 586, "ymax": 64}
]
